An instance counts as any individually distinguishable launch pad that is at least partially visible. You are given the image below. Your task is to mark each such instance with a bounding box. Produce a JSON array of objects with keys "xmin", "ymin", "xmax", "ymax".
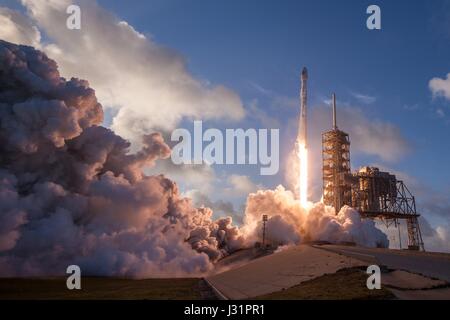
[
  {"xmin": 295, "ymin": 67, "xmax": 425, "ymax": 251},
  {"xmin": 321, "ymin": 93, "xmax": 425, "ymax": 251}
]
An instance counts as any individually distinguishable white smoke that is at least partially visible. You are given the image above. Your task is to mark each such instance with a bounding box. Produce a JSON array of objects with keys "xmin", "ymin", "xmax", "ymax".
[
  {"xmin": 241, "ymin": 186, "xmax": 389, "ymax": 248},
  {"xmin": 0, "ymin": 40, "xmax": 244, "ymax": 278}
]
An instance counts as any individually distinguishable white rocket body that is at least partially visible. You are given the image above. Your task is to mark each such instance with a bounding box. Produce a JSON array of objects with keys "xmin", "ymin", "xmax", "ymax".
[{"xmin": 297, "ymin": 67, "xmax": 308, "ymax": 146}]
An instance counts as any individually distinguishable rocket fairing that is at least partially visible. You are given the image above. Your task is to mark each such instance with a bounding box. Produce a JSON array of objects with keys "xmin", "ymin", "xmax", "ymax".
[{"xmin": 297, "ymin": 67, "xmax": 308, "ymax": 146}]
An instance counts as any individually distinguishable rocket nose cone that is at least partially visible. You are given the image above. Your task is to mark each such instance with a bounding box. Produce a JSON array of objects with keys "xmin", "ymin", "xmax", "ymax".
[{"xmin": 301, "ymin": 67, "xmax": 308, "ymax": 79}]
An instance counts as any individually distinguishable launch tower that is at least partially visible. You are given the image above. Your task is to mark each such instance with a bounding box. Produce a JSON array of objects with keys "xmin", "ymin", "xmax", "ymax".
[
  {"xmin": 322, "ymin": 94, "xmax": 353, "ymax": 213},
  {"xmin": 321, "ymin": 94, "xmax": 424, "ymax": 250}
]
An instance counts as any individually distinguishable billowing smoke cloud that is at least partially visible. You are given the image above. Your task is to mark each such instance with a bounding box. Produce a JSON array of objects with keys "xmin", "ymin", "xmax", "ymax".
[
  {"xmin": 241, "ymin": 186, "xmax": 389, "ymax": 248},
  {"xmin": 0, "ymin": 40, "xmax": 245, "ymax": 278}
]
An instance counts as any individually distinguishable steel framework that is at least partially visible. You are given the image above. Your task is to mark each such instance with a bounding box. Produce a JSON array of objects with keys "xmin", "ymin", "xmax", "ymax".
[
  {"xmin": 322, "ymin": 129, "xmax": 352, "ymax": 214},
  {"xmin": 321, "ymin": 94, "xmax": 425, "ymax": 251},
  {"xmin": 355, "ymin": 178, "xmax": 425, "ymax": 251}
]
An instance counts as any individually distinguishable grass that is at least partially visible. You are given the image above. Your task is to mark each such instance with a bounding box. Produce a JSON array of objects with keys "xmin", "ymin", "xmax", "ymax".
[
  {"xmin": 0, "ymin": 268, "xmax": 396, "ymax": 300},
  {"xmin": 0, "ymin": 277, "xmax": 204, "ymax": 300},
  {"xmin": 254, "ymin": 268, "xmax": 395, "ymax": 300}
]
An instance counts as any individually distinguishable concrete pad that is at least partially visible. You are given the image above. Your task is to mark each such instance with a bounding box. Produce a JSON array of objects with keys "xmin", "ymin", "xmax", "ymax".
[
  {"xmin": 206, "ymin": 245, "xmax": 367, "ymax": 299},
  {"xmin": 382, "ymin": 270, "xmax": 447, "ymax": 290},
  {"xmin": 320, "ymin": 245, "xmax": 450, "ymax": 282},
  {"xmin": 389, "ymin": 288, "xmax": 450, "ymax": 300}
]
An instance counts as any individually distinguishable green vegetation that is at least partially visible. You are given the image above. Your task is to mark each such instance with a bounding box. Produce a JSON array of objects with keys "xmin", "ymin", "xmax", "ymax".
[
  {"xmin": 0, "ymin": 268, "xmax": 397, "ymax": 300},
  {"xmin": 255, "ymin": 268, "xmax": 395, "ymax": 300},
  {"xmin": 0, "ymin": 277, "xmax": 204, "ymax": 300}
]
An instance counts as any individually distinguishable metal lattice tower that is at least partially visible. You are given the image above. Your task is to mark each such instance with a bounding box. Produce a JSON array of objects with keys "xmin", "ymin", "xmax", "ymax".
[
  {"xmin": 322, "ymin": 94, "xmax": 352, "ymax": 214},
  {"xmin": 321, "ymin": 94, "xmax": 425, "ymax": 251},
  {"xmin": 353, "ymin": 172, "xmax": 425, "ymax": 251}
]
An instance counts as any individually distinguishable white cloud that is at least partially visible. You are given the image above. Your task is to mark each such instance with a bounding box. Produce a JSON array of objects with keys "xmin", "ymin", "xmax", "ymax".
[
  {"xmin": 310, "ymin": 105, "xmax": 411, "ymax": 162},
  {"xmin": 248, "ymin": 81, "xmax": 272, "ymax": 96},
  {"xmin": 419, "ymin": 218, "xmax": 450, "ymax": 253},
  {"xmin": 271, "ymin": 95, "xmax": 298, "ymax": 109},
  {"xmin": 0, "ymin": 7, "xmax": 40, "ymax": 47},
  {"xmin": 351, "ymin": 92, "xmax": 376, "ymax": 104},
  {"xmin": 378, "ymin": 216, "xmax": 450, "ymax": 253},
  {"xmin": 429, "ymin": 73, "xmax": 450, "ymax": 101},
  {"xmin": 403, "ymin": 103, "xmax": 419, "ymax": 111},
  {"xmin": 184, "ymin": 189, "xmax": 243, "ymax": 223},
  {"xmin": 248, "ymin": 81, "xmax": 298, "ymax": 109},
  {"xmin": 147, "ymin": 159, "xmax": 216, "ymax": 194},
  {"xmin": 247, "ymin": 99, "xmax": 280, "ymax": 129},
  {"xmin": 1, "ymin": 0, "xmax": 245, "ymax": 146},
  {"xmin": 225, "ymin": 174, "xmax": 262, "ymax": 196}
]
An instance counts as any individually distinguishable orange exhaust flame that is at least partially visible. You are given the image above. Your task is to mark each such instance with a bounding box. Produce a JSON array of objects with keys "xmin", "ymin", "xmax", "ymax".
[{"xmin": 297, "ymin": 142, "xmax": 308, "ymax": 207}]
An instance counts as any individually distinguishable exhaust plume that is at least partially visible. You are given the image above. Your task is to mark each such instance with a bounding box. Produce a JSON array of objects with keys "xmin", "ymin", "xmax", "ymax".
[
  {"xmin": 0, "ymin": 40, "xmax": 244, "ymax": 278},
  {"xmin": 242, "ymin": 186, "xmax": 389, "ymax": 248}
]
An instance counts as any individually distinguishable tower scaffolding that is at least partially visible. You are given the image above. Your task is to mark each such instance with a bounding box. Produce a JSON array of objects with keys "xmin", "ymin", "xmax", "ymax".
[
  {"xmin": 321, "ymin": 94, "xmax": 425, "ymax": 251},
  {"xmin": 353, "ymin": 170, "xmax": 425, "ymax": 251},
  {"xmin": 322, "ymin": 94, "xmax": 353, "ymax": 213}
]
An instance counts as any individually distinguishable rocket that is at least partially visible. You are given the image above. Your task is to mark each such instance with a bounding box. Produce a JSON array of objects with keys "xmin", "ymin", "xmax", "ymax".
[{"xmin": 297, "ymin": 67, "xmax": 308, "ymax": 146}]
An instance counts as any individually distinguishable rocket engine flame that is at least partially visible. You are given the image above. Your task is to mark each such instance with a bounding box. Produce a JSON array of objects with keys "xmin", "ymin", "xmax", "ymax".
[
  {"xmin": 297, "ymin": 67, "xmax": 308, "ymax": 207},
  {"xmin": 297, "ymin": 142, "xmax": 308, "ymax": 207}
]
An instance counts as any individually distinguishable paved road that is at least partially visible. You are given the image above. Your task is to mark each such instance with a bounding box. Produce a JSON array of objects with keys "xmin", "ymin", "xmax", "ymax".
[
  {"xmin": 318, "ymin": 245, "xmax": 450, "ymax": 282},
  {"xmin": 389, "ymin": 287, "xmax": 450, "ymax": 300},
  {"xmin": 206, "ymin": 245, "xmax": 366, "ymax": 299}
]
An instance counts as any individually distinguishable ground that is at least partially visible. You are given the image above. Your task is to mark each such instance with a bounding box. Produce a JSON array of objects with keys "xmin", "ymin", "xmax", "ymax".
[
  {"xmin": 2, "ymin": 245, "xmax": 450, "ymax": 300},
  {"xmin": 0, "ymin": 277, "xmax": 207, "ymax": 300},
  {"xmin": 206, "ymin": 245, "xmax": 368, "ymax": 299},
  {"xmin": 206, "ymin": 244, "xmax": 450, "ymax": 300},
  {"xmin": 0, "ymin": 271, "xmax": 394, "ymax": 300},
  {"xmin": 254, "ymin": 268, "xmax": 394, "ymax": 300}
]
